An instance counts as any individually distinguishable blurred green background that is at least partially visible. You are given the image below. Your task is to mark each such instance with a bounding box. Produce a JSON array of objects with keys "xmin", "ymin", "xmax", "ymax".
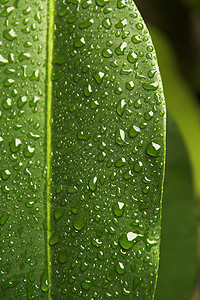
[{"xmin": 134, "ymin": 0, "xmax": 200, "ymax": 299}]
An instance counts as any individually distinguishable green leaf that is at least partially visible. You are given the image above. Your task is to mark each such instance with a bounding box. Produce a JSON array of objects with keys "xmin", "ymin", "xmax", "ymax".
[
  {"xmin": 155, "ymin": 114, "xmax": 197, "ymax": 300},
  {"xmin": 0, "ymin": 1, "xmax": 165, "ymax": 299}
]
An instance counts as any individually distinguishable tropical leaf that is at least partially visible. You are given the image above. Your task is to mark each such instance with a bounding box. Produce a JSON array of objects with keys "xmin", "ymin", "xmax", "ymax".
[{"xmin": 0, "ymin": 1, "xmax": 165, "ymax": 299}]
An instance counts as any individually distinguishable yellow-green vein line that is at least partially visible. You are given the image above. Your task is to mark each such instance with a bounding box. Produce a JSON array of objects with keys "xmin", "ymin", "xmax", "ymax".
[{"xmin": 47, "ymin": 0, "xmax": 54, "ymax": 298}]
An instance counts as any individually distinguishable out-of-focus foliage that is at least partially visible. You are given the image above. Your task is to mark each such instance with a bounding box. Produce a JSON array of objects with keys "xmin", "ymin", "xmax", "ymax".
[{"xmin": 155, "ymin": 114, "xmax": 197, "ymax": 300}]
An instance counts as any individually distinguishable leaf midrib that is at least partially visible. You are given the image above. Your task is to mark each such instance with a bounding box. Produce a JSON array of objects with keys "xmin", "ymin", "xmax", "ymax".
[{"xmin": 47, "ymin": 0, "xmax": 54, "ymax": 299}]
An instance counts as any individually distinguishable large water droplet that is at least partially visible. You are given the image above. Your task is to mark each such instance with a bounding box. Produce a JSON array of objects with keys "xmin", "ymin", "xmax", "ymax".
[
  {"xmin": 73, "ymin": 218, "xmax": 87, "ymax": 231},
  {"xmin": 113, "ymin": 201, "xmax": 125, "ymax": 217},
  {"xmin": 89, "ymin": 175, "xmax": 97, "ymax": 191},
  {"xmin": 146, "ymin": 142, "xmax": 161, "ymax": 157}
]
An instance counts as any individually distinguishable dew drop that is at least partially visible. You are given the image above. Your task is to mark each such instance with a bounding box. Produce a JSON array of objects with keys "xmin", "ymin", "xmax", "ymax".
[
  {"xmin": 0, "ymin": 54, "xmax": 8, "ymax": 66},
  {"xmin": 119, "ymin": 232, "xmax": 142, "ymax": 250},
  {"xmin": 23, "ymin": 145, "xmax": 35, "ymax": 158},
  {"xmin": 0, "ymin": 211, "xmax": 9, "ymax": 225},
  {"xmin": 77, "ymin": 129, "xmax": 91, "ymax": 141},
  {"xmin": 133, "ymin": 161, "xmax": 143, "ymax": 173},
  {"xmin": 115, "ymin": 262, "xmax": 126, "ymax": 275},
  {"xmin": 9, "ymin": 138, "xmax": 22, "ymax": 153},
  {"xmin": 146, "ymin": 142, "xmax": 161, "ymax": 157},
  {"xmin": 73, "ymin": 218, "xmax": 87, "ymax": 231},
  {"xmin": 3, "ymin": 29, "xmax": 17, "ymax": 41},
  {"xmin": 58, "ymin": 251, "xmax": 68, "ymax": 264},
  {"xmin": 2, "ymin": 98, "xmax": 12, "ymax": 110},
  {"xmin": 127, "ymin": 51, "xmax": 138, "ymax": 63},
  {"xmin": 93, "ymin": 71, "xmax": 105, "ymax": 84},
  {"xmin": 116, "ymin": 99, "xmax": 126, "ymax": 116},
  {"xmin": 102, "ymin": 48, "xmax": 113, "ymax": 58},
  {"xmin": 128, "ymin": 125, "xmax": 140, "ymax": 138},
  {"xmin": 74, "ymin": 37, "xmax": 86, "ymax": 48},
  {"xmin": 89, "ymin": 175, "xmax": 97, "ymax": 191},
  {"xmin": 115, "ymin": 157, "xmax": 126, "ymax": 167},
  {"xmin": 116, "ymin": 129, "xmax": 129, "ymax": 146},
  {"xmin": 142, "ymin": 82, "xmax": 159, "ymax": 91},
  {"xmin": 115, "ymin": 42, "xmax": 127, "ymax": 55},
  {"xmin": 113, "ymin": 202, "xmax": 125, "ymax": 217},
  {"xmin": 102, "ymin": 17, "xmax": 112, "ymax": 29}
]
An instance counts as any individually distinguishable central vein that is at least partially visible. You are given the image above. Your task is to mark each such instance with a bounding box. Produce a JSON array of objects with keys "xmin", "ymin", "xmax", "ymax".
[{"xmin": 47, "ymin": 0, "xmax": 54, "ymax": 298}]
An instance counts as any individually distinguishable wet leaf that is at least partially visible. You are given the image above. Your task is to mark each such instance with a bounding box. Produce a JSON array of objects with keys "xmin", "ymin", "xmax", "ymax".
[{"xmin": 0, "ymin": 1, "xmax": 165, "ymax": 299}]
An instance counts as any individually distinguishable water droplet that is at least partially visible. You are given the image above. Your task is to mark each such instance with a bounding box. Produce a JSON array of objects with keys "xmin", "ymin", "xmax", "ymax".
[
  {"xmin": 102, "ymin": 48, "xmax": 113, "ymax": 58},
  {"xmin": 125, "ymin": 80, "xmax": 134, "ymax": 90},
  {"xmin": 93, "ymin": 71, "xmax": 105, "ymax": 84},
  {"xmin": 2, "ymin": 98, "xmax": 12, "ymax": 110},
  {"xmin": 116, "ymin": 129, "xmax": 129, "ymax": 146},
  {"xmin": 3, "ymin": 78, "xmax": 14, "ymax": 87},
  {"xmin": 115, "ymin": 262, "xmax": 126, "ymax": 274},
  {"xmin": 54, "ymin": 208, "xmax": 64, "ymax": 222},
  {"xmin": 128, "ymin": 125, "xmax": 140, "ymax": 138},
  {"xmin": 116, "ymin": 99, "xmax": 126, "ymax": 116},
  {"xmin": 117, "ymin": 0, "xmax": 127, "ymax": 8},
  {"xmin": 40, "ymin": 270, "xmax": 48, "ymax": 292},
  {"xmin": 146, "ymin": 142, "xmax": 161, "ymax": 157},
  {"xmin": 23, "ymin": 145, "xmax": 35, "ymax": 158},
  {"xmin": 115, "ymin": 42, "xmax": 127, "ymax": 55},
  {"xmin": 9, "ymin": 138, "xmax": 22, "ymax": 153},
  {"xmin": 0, "ymin": 54, "xmax": 8, "ymax": 66},
  {"xmin": 66, "ymin": 186, "xmax": 77, "ymax": 194},
  {"xmin": 1, "ymin": 169, "xmax": 11, "ymax": 180},
  {"xmin": 0, "ymin": 211, "xmax": 9, "ymax": 225},
  {"xmin": 49, "ymin": 232, "xmax": 60, "ymax": 246},
  {"xmin": 127, "ymin": 51, "xmax": 138, "ymax": 63},
  {"xmin": 18, "ymin": 52, "xmax": 31, "ymax": 62},
  {"xmin": 77, "ymin": 129, "xmax": 91, "ymax": 141},
  {"xmin": 133, "ymin": 161, "xmax": 143, "ymax": 173},
  {"xmin": 142, "ymin": 82, "xmax": 159, "ymax": 91},
  {"xmin": 0, "ymin": 6, "xmax": 15, "ymax": 17},
  {"xmin": 131, "ymin": 35, "xmax": 142, "ymax": 44},
  {"xmin": 74, "ymin": 37, "xmax": 86, "ymax": 48},
  {"xmin": 115, "ymin": 157, "xmax": 126, "ymax": 167},
  {"xmin": 144, "ymin": 111, "xmax": 153, "ymax": 121},
  {"xmin": 89, "ymin": 175, "xmax": 97, "ymax": 191},
  {"xmin": 113, "ymin": 202, "xmax": 125, "ymax": 217},
  {"xmin": 119, "ymin": 232, "xmax": 142, "ymax": 250},
  {"xmin": 57, "ymin": 250, "xmax": 68, "ymax": 264},
  {"xmin": 3, "ymin": 29, "xmax": 17, "ymax": 41},
  {"xmin": 17, "ymin": 96, "xmax": 27, "ymax": 108},
  {"xmin": 102, "ymin": 17, "xmax": 112, "ymax": 29},
  {"xmin": 79, "ymin": 18, "xmax": 94, "ymax": 29},
  {"xmin": 83, "ymin": 84, "xmax": 92, "ymax": 97},
  {"xmin": 73, "ymin": 218, "xmax": 87, "ymax": 231},
  {"xmin": 81, "ymin": 280, "xmax": 93, "ymax": 291}
]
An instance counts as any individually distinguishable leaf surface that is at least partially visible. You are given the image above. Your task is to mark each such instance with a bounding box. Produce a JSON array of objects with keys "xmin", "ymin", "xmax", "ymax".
[{"xmin": 0, "ymin": 1, "xmax": 165, "ymax": 299}]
